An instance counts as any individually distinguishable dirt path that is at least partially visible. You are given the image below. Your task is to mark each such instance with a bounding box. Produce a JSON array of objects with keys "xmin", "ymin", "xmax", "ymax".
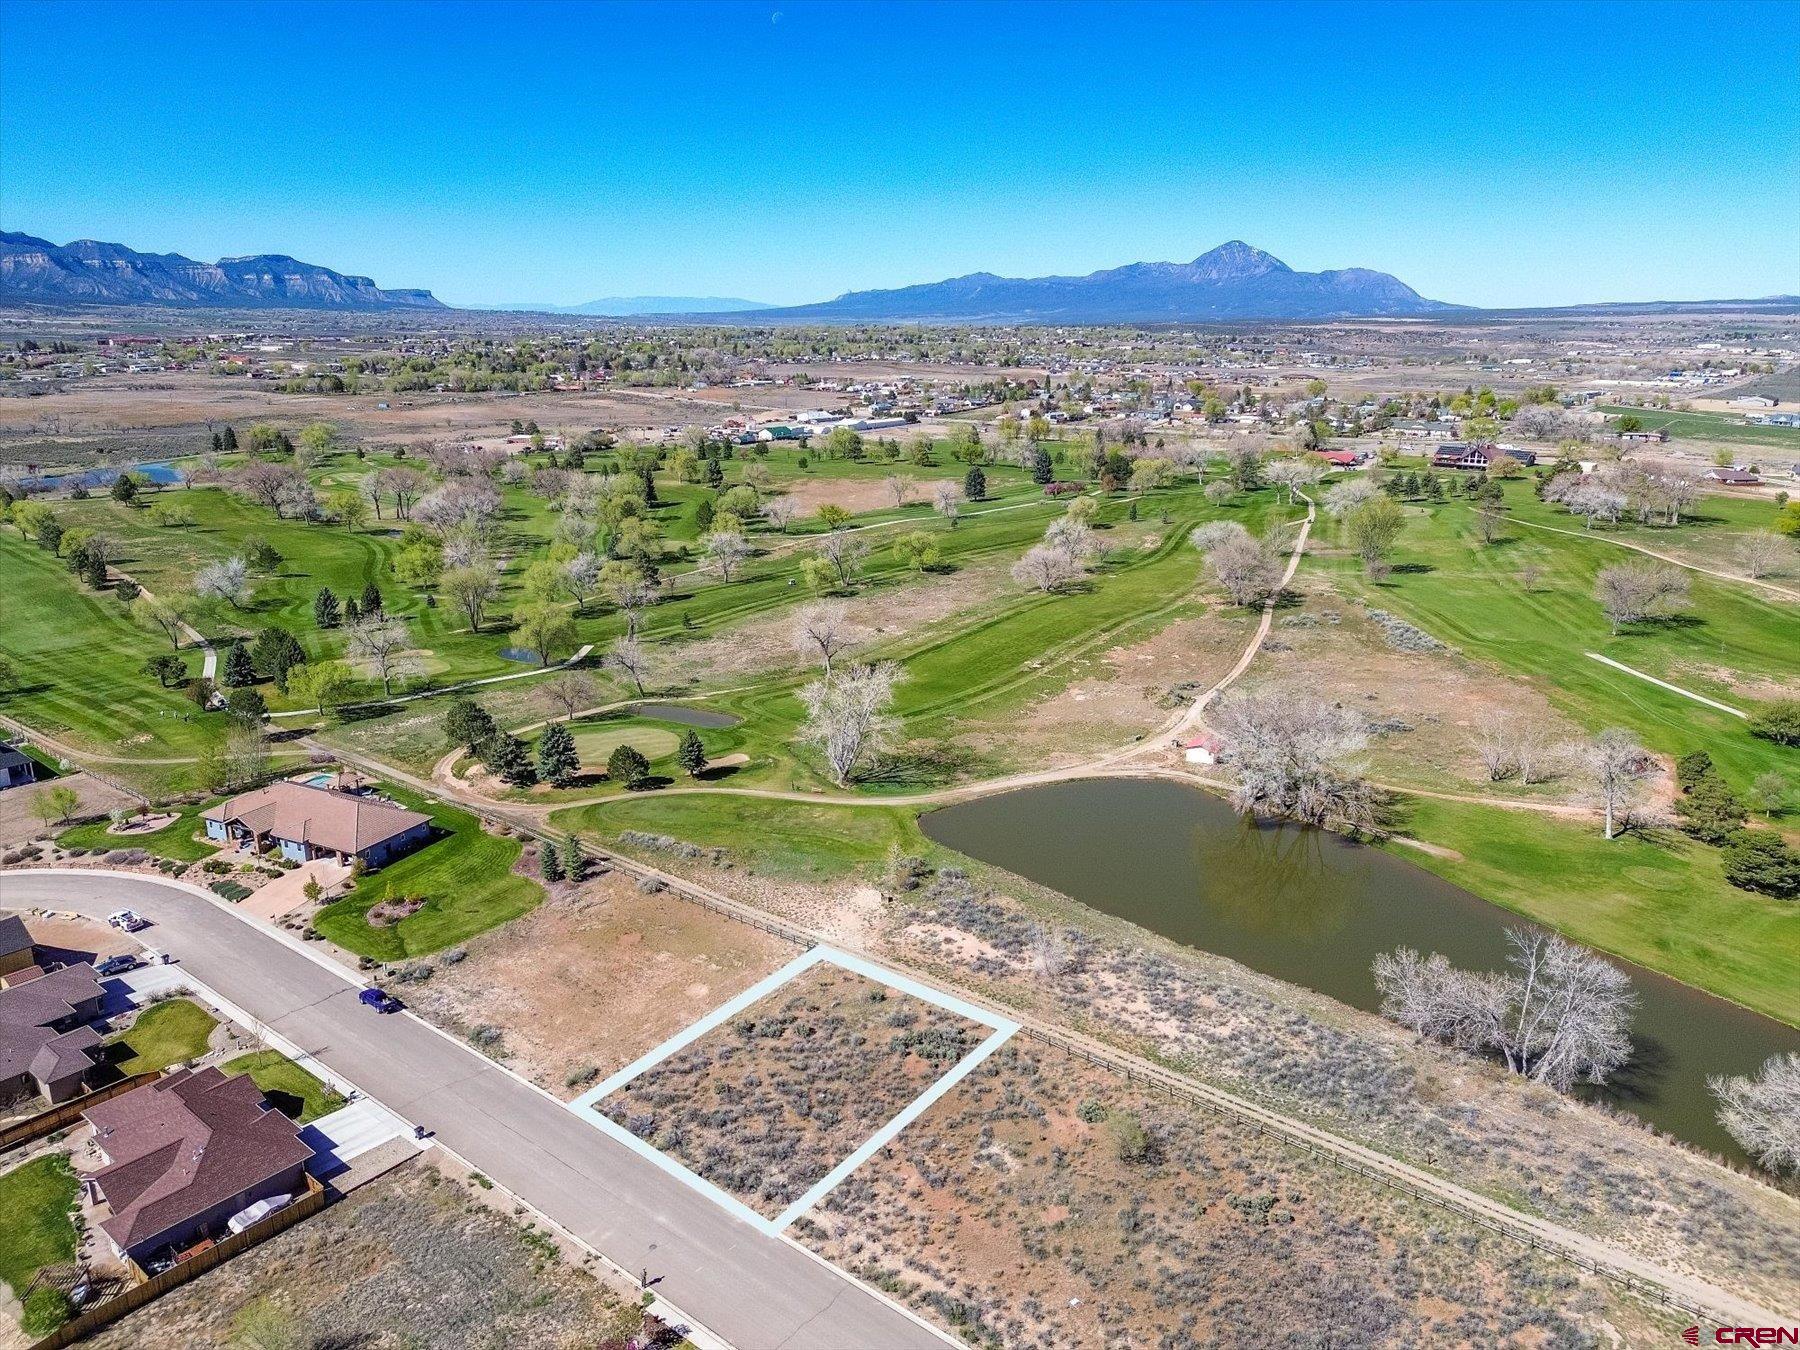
[{"xmin": 1510, "ymin": 515, "xmax": 1800, "ymax": 602}]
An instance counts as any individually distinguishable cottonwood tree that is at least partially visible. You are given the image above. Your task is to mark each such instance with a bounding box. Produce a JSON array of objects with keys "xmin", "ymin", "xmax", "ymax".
[
  {"xmin": 1586, "ymin": 727, "xmax": 1652, "ymax": 839},
  {"xmin": 607, "ymin": 634, "xmax": 650, "ymax": 695},
  {"xmin": 1263, "ymin": 456, "xmax": 1325, "ymax": 504},
  {"xmin": 195, "ymin": 557, "xmax": 252, "ymax": 609},
  {"xmin": 1190, "ymin": 520, "xmax": 1251, "ymax": 553},
  {"xmin": 798, "ymin": 662, "xmax": 901, "ymax": 786},
  {"xmin": 1733, "ymin": 531, "xmax": 1793, "ymax": 580},
  {"xmin": 792, "ymin": 602, "xmax": 858, "ymax": 676},
  {"xmin": 562, "ymin": 552, "xmax": 603, "ymax": 612},
  {"xmin": 931, "ymin": 481, "xmax": 962, "ymax": 525},
  {"xmin": 812, "ymin": 531, "xmax": 870, "ymax": 590},
  {"xmin": 1344, "ymin": 497, "xmax": 1405, "ymax": 577},
  {"xmin": 1594, "ymin": 562, "xmax": 1689, "ymax": 634},
  {"xmin": 132, "ymin": 592, "xmax": 192, "ymax": 648},
  {"xmin": 1043, "ymin": 516, "xmax": 1097, "ymax": 563},
  {"xmin": 1710, "ymin": 1053, "xmax": 1800, "ymax": 1174},
  {"xmin": 764, "ymin": 497, "xmax": 799, "ymax": 533},
  {"xmin": 1561, "ymin": 481, "xmax": 1627, "ymax": 530},
  {"xmin": 1323, "ymin": 478, "xmax": 1380, "ymax": 518},
  {"xmin": 345, "ymin": 614, "xmax": 420, "ymax": 696},
  {"xmin": 543, "ymin": 670, "xmax": 597, "ymax": 722},
  {"xmin": 1012, "ymin": 543, "xmax": 1085, "ymax": 593},
  {"xmin": 1210, "ymin": 687, "xmax": 1375, "ymax": 830},
  {"xmin": 1206, "ymin": 534, "xmax": 1283, "ymax": 607},
  {"xmin": 1374, "ymin": 927, "xmax": 1637, "ymax": 1093},
  {"xmin": 442, "ymin": 564, "xmax": 500, "ymax": 632},
  {"xmin": 884, "ymin": 474, "xmax": 910, "ymax": 508},
  {"xmin": 516, "ymin": 604, "xmax": 576, "ymax": 666},
  {"xmin": 605, "ymin": 570, "xmax": 657, "ymax": 638},
  {"xmin": 703, "ymin": 530, "xmax": 753, "ymax": 582}
]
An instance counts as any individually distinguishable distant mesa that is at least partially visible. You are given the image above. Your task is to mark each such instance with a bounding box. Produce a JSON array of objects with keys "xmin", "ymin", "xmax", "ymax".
[
  {"xmin": 0, "ymin": 231, "xmax": 446, "ymax": 311},
  {"xmin": 741, "ymin": 241, "xmax": 1470, "ymax": 324},
  {"xmin": 471, "ymin": 296, "xmax": 774, "ymax": 316}
]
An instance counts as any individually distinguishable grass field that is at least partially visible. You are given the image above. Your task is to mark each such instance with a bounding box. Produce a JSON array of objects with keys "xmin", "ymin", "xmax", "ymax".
[
  {"xmin": 111, "ymin": 997, "xmax": 218, "ymax": 1074},
  {"xmin": 569, "ymin": 722, "xmax": 680, "ymax": 768},
  {"xmin": 57, "ymin": 804, "xmax": 220, "ymax": 861},
  {"xmin": 220, "ymin": 1049, "xmax": 347, "ymax": 1124},
  {"xmin": 1599, "ymin": 404, "xmax": 1800, "ymax": 452},
  {"xmin": 312, "ymin": 785, "xmax": 540, "ymax": 959},
  {"xmin": 0, "ymin": 1154, "xmax": 79, "ymax": 1334}
]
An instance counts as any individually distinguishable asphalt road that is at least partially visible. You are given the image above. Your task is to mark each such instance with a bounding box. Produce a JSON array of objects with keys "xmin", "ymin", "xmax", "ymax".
[{"xmin": 1, "ymin": 870, "xmax": 947, "ymax": 1350}]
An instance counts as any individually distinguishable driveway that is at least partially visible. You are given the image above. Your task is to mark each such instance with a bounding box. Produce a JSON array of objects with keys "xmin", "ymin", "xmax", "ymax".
[{"xmin": 0, "ymin": 871, "xmax": 948, "ymax": 1350}]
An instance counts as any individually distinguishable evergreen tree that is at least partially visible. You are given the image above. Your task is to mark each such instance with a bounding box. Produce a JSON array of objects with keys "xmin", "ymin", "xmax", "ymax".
[
  {"xmin": 222, "ymin": 425, "xmax": 239, "ymax": 453},
  {"xmin": 444, "ymin": 697, "xmax": 497, "ymax": 752},
  {"xmin": 484, "ymin": 731, "xmax": 538, "ymax": 787},
  {"xmin": 314, "ymin": 587, "xmax": 341, "ymax": 628},
  {"xmin": 540, "ymin": 838, "xmax": 564, "ymax": 882},
  {"xmin": 250, "ymin": 627, "xmax": 307, "ymax": 689},
  {"xmin": 607, "ymin": 743, "xmax": 650, "ymax": 789},
  {"xmin": 677, "ymin": 728, "xmax": 707, "ymax": 777},
  {"xmin": 110, "ymin": 473, "xmax": 138, "ymax": 503},
  {"xmin": 537, "ymin": 721, "xmax": 580, "ymax": 786},
  {"xmin": 344, "ymin": 597, "xmax": 360, "ymax": 625},
  {"xmin": 1031, "ymin": 447, "xmax": 1054, "ymax": 485},
  {"xmin": 964, "ymin": 465, "xmax": 986, "ymax": 501},
  {"xmin": 225, "ymin": 686, "xmax": 267, "ymax": 725},
  {"xmin": 704, "ymin": 458, "xmax": 725, "ymax": 489},
  {"xmin": 360, "ymin": 582, "xmax": 383, "ymax": 615},
  {"xmin": 81, "ymin": 550, "xmax": 109, "ymax": 590},
  {"xmin": 223, "ymin": 643, "xmax": 256, "ymax": 687},
  {"xmin": 694, "ymin": 499, "xmax": 715, "ymax": 532},
  {"xmin": 211, "ymin": 431, "xmax": 223, "ymax": 454},
  {"xmin": 564, "ymin": 835, "xmax": 586, "ymax": 882}
]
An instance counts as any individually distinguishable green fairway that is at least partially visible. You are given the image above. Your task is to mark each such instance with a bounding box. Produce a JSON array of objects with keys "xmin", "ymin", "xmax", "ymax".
[
  {"xmin": 57, "ymin": 803, "xmax": 220, "ymax": 861},
  {"xmin": 111, "ymin": 997, "xmax": 219, "ymax": 1073},
  {"xmin": 313, "ymin": 785, "xmax": 541, "ymax": 959},
  {"xmin": 220, "ymin": 1049, "xmax": 347, "ymax": 1123},
  {"xmin": 1391, "ymin": 795, "xmax": 1800, "ymax": 1028},
  {"xmin": 569, "ymin": 722, "xmax": 681, "ymax": 767},
  {"xmin": 0, "ymin": 1154, "xmax": 79, "ymax": 1334}
]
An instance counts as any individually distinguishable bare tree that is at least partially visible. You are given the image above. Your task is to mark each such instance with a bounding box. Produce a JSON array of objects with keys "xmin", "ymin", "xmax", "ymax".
[
  {"xmin": 1594, "ymin": 562, "xmax": 1688, "ymax": 634},
  {"xmin": 1209, "ymin": 688, "xmax": 1374, "ymax": 830},
  {"xmin": 931, "ymin": 481, "xmax": 962, "ymax": 524},
  {"xmin": 562, "ymin": 552, "xmax": 603, "ymax": 613},
  {"xmin": 764, "ymin": 496, "xmax": 799, "ymax": 533},
  {"xmin": 1323, "ymin": 478, "xmax": 1380, "ymax": 518},
  {"xmin": 1206, "ymin": 534, "xmax": 1283, "ymax": 607},
  {"xmin": 812, "ymin": 531, "xmax": 870, "ymax": 589},
  {"xmin": 345, "ymin": 613, "xmax": 420, "ymax": 696},
  {"xmin": 607, "ymin": 634, "xmax": 650, "ymax": 696},
  {"xmin": 1733, "ymin": 531, "xmax": 1793, "ymax": 580},
  {"xmin": 1563, "ymin": 481, "xmax": 1627, "ymax": 530},
  {"xmin": 1375, "ymin": 927, "xmax": 1637, "ymax": 1093},
  {"xmin": 1586, "ymin": 727, "xmax": 1652, "ymax": 839},
  {"xmin": 884, "ymin": 474, "xmax": 910, "ymax": 508},
  {"xmin": 1043, "ymin": 516, "xmax": 1097, "ymax": 562},
  {"xmin": 1471, "ymin": 710, "xmax": 1517, "ymax": 781},
  {"xmin": 791, "ymin": 602, "xmax": 858, "ymax": 676},
  {"xmin": 1473, "ymin": 503, "xmax": 1506, "ymax": 545},
  {"xmin": 1263, "ymin": 456, "xmax": 1325, "ymax": 504},
  {"xmin": 1011, "ymin": 543, "xmax": 1085, "ymax": 593},
  {"xmin": 1710, "ymin": 1053, "xmax": 1800, "ymax": 1174},
  {"xmin": 543, "ymin": 670, "xmax": 598, "ymax": 722},
  {"xmin": 1190, "ymin": 520, "xmax": 1252, "ymax": 553},
  {"xmin": 798, "ymin": 662, "xmax": 901, "ymax": 786},
  {"xmin": 195, "ymin": 556, "xmax": 252, "ymax": 609},
  {"xmin": 607, "ymin": 574, "xmax": 657, "ymax": 638},
  {"xmin": 702, "ymin": 529, "xmax": 753, "ymax": 582}
]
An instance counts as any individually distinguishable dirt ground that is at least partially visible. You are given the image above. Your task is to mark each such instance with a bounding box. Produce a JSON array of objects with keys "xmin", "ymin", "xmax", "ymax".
[
  {"xmin": 771, "ymin": 474, "xmax": 962, "ymax": 516},
  {"xmin": 0, "ymin": 772, "xmax": 137, "ymax": 849},
  {"xmin": 83, "ymin": 1159, "xmax": 646, "ymax": 1350},
  {"xmin": 598, "ymin": 961, "xmax": 986, "ymax": 1219},
  {"xmin": 404, "ymin": 867, "xmax": 795, "ymax": 1096},
  {"xmin": 799, "ymin": 1040, "xmax": 1678, "ymax": 1349},
  {"xmin": 8, "ymin": 911, "xmax": 135, "ymax": 964}
]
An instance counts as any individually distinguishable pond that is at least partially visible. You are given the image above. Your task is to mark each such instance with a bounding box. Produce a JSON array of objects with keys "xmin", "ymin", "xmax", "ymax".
[
  {"xmin": 921, "ymin": 777, "xmax": 1799, "ymax": 1165},
  {"xmin": 631, "ymin": 702, "xmax": 742, "ymax": 729},
  {"xmin": 23, "ymin": 460, "xmax": 182, "ymax": 491}
]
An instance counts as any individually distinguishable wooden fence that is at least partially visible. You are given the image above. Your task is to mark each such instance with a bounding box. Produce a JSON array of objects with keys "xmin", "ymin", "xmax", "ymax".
[
  {"xmin": 29, "ymin": 1172, "xmax": 327, "ymax": 1350},
  {"xmin": 0, "ymin": 1074, "xmax": 160, "ymax": 1152}
]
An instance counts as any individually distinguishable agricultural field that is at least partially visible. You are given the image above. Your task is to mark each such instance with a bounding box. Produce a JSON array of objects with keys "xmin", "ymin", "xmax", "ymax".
[
  {"xmin": 82, "ymin": 1160, "xmax": 646, "ymax": 1350},
  {"xmin": 1600, "ymin": 403, "xmax": 1800, "ymax": 452},
  {"xmin": 596, "ymin": 961, "xmax": 987, "ymax": 1219},
  {"xmin": 798, "ymin": 1041, "xmax": 1679, "ymax": 1349}
]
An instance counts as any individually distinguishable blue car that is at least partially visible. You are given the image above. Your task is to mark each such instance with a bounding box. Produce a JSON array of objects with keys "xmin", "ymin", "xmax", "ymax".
[{"xmin": 358, "ymin": 988, "xmax": 402, "ymax": 1014}]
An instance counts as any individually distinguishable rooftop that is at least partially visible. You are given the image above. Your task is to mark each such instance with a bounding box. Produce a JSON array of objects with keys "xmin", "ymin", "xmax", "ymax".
[{"xmin": 201, "ymin": 781, "xmax": 429, "ymax": 856}]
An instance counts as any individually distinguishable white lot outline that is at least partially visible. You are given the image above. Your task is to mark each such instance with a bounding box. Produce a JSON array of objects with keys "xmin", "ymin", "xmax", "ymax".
[{"xmin": 568, "ymin": 944, "xmax": 1019, "ymax": 1236}]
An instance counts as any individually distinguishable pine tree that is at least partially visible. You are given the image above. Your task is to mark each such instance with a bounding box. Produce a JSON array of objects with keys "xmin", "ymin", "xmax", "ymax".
[
  {"xmin": 484, "ymin": 731, "xmax": 538, "ymax": 788},
  {"xmin": 222, "ymin": 425, "xmax": 239, "ymax": 453},
  {"xmin": 704, "ymin": 458, "xmax": 725, "ymax": 489},
  {"xmin": 251, "ymin": 627, "xmax": 307, "ymax": 689},
  {"xmin": 314, "ymin": 587, "xmax": 341, "ymax": 628},
  {"xmin": 1031, "ymin": 447, "xmax": 1053, "ymax": 485},
  {"xmin": 360, "ymin": 582, "xmax": 383, "ymax": 615},
  {"xmin": 607, "ymin": 743, "xmax": 650, "ymax": 789},
  {"xmin": 223, "ymin": 643, "xmax": 256, "ymax": 688},
  {"xmin": 444, "ymin": 697, "xmax": 497, "ymax": 752},
  {"xmin": 964, "ymin": 465, "xmax": 986, "ymax": 501},
  {"xmin": 564, "ymin": 835, "xmax": 585, "ymax": 882},
  {"xmin": 694, "ymin": 499, "xmax": 715, "ymax": 532},
  {"xmin": 81, "ymin": 550, "xmax": 109, "ymax": 590},
  {"xmin": 344, "ymin": 597, "xmax": 360, "ymax": 625},
  {"xmin": 537, "ymin": 721, "xmax": 579, "ymax": 786},
  {"xmin": 540, "ymin": 838, "xmax": 564, "ymax": 882},
  {"xmin": 677, "ymin": 729, "xmax": 707, "ymax": 778}
]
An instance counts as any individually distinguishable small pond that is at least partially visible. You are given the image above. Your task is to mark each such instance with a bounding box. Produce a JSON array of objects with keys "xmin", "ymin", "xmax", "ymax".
[
  {"xmin": 631, "ymin": 703, "xmax": 742, "ymax": 729},
  {"xmin": 497, "ymin": 647, "xmax": 539, "ymax": 664},
  {"xmin": 921, "ymin": 777, "xmax": 1800, "ymax": 1164},
  {"xmin": 23, "ymin": 460, "xmax": 182, "ymax": 491}
]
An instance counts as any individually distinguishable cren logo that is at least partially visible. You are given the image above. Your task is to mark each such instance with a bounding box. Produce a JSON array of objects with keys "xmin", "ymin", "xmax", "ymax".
[{"xmin": 1685, "ymin": 1331, "xmax": 1701, "ymax": 1347}]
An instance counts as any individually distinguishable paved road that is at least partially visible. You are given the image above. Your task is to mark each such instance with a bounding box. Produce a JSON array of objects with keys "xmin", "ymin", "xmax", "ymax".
[{"xmin": 1, "ymin": 870, "xmax": 947, "ymax": 1350}]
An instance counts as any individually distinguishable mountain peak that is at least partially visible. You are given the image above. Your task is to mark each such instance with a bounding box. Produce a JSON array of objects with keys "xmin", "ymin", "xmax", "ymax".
[{"xmin": 1189, "ymin": 240, "xmax": 1290, "ymax": 279}]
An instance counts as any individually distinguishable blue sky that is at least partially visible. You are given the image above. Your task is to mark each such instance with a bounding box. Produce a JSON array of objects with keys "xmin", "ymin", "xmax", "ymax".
[{"xmin": 3, "ymin": 0, "xmax": 1795, "ymax": 309}]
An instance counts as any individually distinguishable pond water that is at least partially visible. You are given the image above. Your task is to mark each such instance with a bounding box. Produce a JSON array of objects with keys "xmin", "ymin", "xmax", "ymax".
[
  {"xmin": 921, "ymin": 777, "xmax": 1799, "ymax": 1164},
  {"xmin": 632, "ymin": 702, "xmax": 742, "ymax": 729},
  {"xmin": 23, "ymin": 460, "xmax": 182, "ymax": 491},
  {"xmin": 497, "ymin": 647, "xmax": 539, "ymax": 664}
]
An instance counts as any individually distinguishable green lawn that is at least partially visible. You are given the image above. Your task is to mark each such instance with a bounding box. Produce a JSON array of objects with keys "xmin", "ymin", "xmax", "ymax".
[
  {"xmin": 0, "ymin": 1154, "xmax": 79, "ymax": 1334},
  {"xmin": 57, "ymin": 803, "xmax": 220, "ymax": 861},
  {"xmin": 1598, "ymin": 404, "xmax": 1800, "ymax": 452},
  {"xmin": 220, "ymin": 1050, "xmax": 346, "ymax": 1124},
  {"xmin": 111, "ymin": 997, "xmax": 219, "ymax": 1073},
  {"xmin": 1390, "ymin": 796, "xmax": 1800, "ymax": 1027},
  {"xmin": 313, "ymin": 785, "xmax": 541, "ymax": 959}
]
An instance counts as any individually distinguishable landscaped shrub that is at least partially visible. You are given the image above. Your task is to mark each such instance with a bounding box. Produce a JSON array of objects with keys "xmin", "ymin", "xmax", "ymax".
[
  {"xmin": 210, "ymin": 880, "xmax": 253, "ymax": 902},
  {"xmin": 1723, "ymin": 830, "xmax": 1800, "ymax": 899},
  {"xmin": 1748, "ymin": 700, "xmax": 1800, "ymax": 747}
]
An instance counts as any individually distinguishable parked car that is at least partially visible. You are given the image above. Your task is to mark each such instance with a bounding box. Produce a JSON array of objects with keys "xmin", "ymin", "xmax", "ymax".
[
  {"xmin": 95, "ymin": 954, "xmax": 140, "ymax": 977},
  {"xmin": 358, "ymin": 988, "xmax": 403, "ymax": 1014},
  {"xmin": 106, "ymin": 909, "xmax": 149, "ymax": 932}
]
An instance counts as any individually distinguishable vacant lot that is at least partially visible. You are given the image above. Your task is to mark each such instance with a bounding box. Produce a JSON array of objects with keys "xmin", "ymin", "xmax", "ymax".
[
  {"xmin": 599, "ymin": 961, "xmax": 985, "ymax": 1219},
  {"xmin": 85, "ymin": 1161, "xmax": 643, "ymax": 1350},
  {"xmin": 406, "ymin": 868, "xmax": 794, "ymax": 1094},
  {"xmin": 800, "ymin": 1041, "xmax": 1676, "ymax": 1348}
]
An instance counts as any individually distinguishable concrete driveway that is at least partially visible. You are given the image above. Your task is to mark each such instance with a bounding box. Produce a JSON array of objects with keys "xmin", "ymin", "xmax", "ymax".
[{"xmin": 0, "ymin": 870, "xmax": 949, "ymax": 1350}]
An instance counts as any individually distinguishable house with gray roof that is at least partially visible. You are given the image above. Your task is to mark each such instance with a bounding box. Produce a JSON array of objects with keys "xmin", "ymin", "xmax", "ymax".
[{"xmin": 0, "ymin": 961, "xmax": 106, "ymax": 1107}]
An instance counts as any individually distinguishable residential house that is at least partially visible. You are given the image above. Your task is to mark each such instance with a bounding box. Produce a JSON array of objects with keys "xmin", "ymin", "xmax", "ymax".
[
  {"xmin": 0, "ymin": 914, "xmax": 33, "ymax": 981},
  {"xmin": 1431, "ymin": 443, "xmax": 1537, "ymax": 471},
  {"xmin": 201, "ymin": 781, "xmax": 430, "ymax": 866},
  {"xmin": 82, "ymin": 1068, "xmax": 315, "ymax": 1265},
  {"xmin": 0, "ymin": 742, "xmax": 37, "ymax": 791},
  {"xmin": 1703, "ymin": 468, "xmax": 1762, "ymax": 486},
  {"xmin": 1315, "ymin": 449, "xmax": 1368, "ymax": 467},
  {"xmin": 0, "ymin": 962, "xmax": 106, "ymax": 1107}
]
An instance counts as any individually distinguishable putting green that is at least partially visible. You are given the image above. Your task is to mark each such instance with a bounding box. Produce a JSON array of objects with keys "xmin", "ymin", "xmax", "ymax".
[{"xmin": 571, "ymin": 724, "xmax": 681, "ymax": 767}]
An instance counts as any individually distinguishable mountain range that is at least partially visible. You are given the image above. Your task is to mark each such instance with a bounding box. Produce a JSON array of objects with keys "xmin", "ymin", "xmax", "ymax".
[
  {"xmin": 468, "ymin": 296, "xmax": 773, "ymax": 316},
  {"xmin": 0, "ymin": 232, "xmax": 445, "ymax": 310},
  {"xmin": 744, "ymin": 242, "xmax": 1464, "ymax": 323}
]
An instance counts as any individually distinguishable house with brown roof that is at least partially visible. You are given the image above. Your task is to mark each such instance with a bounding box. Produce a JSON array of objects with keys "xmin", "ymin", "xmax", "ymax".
[
  {"xmin": 0, "ymin": 914, "xmax": 34, "ymax": 980},
  {"xmin": 0, "ymin": 962, "xmax": 106, "ymax": 1107},
  {"xmin": 1431, "ymin": 442, "xmax": 1537, "ymax": 471},
  {"xmin": 201, "ymin": 780, "xmax": 431, "ymax": 866},
  {"xmin": 82, "ymin": 1067, "xmax": 315, "ymax": 1264}
]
